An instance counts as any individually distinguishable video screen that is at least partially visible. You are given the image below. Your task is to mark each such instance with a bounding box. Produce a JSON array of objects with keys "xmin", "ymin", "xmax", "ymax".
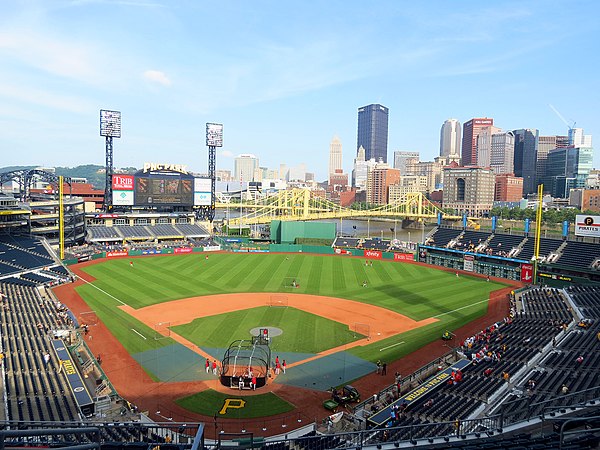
[{"xmin": 135, "ymin": 175, "xmax": 193, "ymax": 206}]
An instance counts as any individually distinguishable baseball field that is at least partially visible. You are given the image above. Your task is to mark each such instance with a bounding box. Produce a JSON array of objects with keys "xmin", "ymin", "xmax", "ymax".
[{"xmin": 74, "ymin": 253, "xmax": 507, "ymax": 382}]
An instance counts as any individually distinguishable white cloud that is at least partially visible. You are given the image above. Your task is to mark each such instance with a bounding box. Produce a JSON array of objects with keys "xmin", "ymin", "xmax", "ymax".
[
  {"xmin": 220, "ymin": 150, "xmax": 233, "ymax": 158},
  {"xmin": 143, "ymin": 70, "xmax": 171, "ymax": 86}
]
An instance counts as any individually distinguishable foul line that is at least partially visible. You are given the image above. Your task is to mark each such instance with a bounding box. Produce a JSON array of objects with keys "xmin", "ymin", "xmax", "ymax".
[
  {"xmin": 131, "ymin": 328, "xmax": 147, "ymax": 340},
  {"xmin": 432, "ymin": 298, "xmax": 489, "ymax": 319},
  {"xmin": 380, "ymin": 341, "xmax": 405, "ymax": 352},
  {"xmin": 76, "ymin": 274, "xmax": 127, "ymax": 306}
]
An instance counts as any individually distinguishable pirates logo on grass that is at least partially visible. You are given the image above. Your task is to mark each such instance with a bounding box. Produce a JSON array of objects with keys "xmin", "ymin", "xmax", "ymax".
[{"xmin": 219, "ymin": 398, "xmax": 246, "ymax": 415}]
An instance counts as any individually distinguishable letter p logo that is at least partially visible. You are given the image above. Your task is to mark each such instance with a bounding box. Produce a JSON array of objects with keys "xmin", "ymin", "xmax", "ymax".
[{"xmin": 219, "ymin": 398, "xmax": 246, "ymax": 415}]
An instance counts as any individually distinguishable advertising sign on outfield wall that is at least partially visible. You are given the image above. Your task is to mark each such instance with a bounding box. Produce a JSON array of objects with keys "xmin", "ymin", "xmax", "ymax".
[
  {"xmin": 521, "ymin": 263, "xmax": 533, "ymax": 283},
  {"xmin": 364, "ymin": 250, "xmax": 382, "ymax": 259},
  {"xmin": 335, "ymin": 248, "xmax": 352, "ymax": 255},
  {"xmin": 106, "ymin": 251, "xmax": 128, "ymax": 258},
  {"xmin": 394, "ymin": 253, "xmax": 414, "ymax": 261}
]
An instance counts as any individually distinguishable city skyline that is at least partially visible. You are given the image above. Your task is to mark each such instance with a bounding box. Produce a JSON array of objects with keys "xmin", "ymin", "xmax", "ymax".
[{"xmin": 1, "ymin": 1, "xmax": 599, "ymax": 180}]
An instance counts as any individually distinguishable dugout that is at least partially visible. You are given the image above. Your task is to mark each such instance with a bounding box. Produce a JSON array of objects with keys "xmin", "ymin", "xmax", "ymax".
[
  {"xmin": 270, "ymin": 220, "xmax": 336, "ymax": 244},
  {"xmin": 220, "ymin": 339, "xmax": 271, "ymax": 390}
]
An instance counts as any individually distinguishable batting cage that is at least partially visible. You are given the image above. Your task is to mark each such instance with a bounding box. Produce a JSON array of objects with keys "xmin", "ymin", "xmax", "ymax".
[{"xmin": 220, "ymin": 332, "xmax": 271, "ymax": 390}]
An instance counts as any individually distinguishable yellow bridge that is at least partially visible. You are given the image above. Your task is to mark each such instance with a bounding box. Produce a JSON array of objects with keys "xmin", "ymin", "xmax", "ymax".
[{"xmin": 217, "ymin": 189, "xmax": 464, "ymax": 226}]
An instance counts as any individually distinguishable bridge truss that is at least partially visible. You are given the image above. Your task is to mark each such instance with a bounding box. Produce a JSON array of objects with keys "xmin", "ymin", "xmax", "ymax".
[{"xmin": 220, "ymin": 189, "xmax": 460, "ymax": 226}]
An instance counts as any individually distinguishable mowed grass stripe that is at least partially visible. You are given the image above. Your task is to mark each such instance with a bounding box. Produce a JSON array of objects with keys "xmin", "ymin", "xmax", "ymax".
[
  {"xmin": 250, "ymin": 255, "xmax": 286, "ymax": 292},
  {"xmin": 306, "ymin": 256, "xmax": 324, "ymax": 293},
  {"xmin": 331, "ymin": 257, "xmax": 346, "ymax": 291}
]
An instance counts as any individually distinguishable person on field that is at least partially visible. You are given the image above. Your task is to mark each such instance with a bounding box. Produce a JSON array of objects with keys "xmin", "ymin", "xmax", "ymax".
[
  {"xmin": 205, "ymin": 358, "xmax": 210, "ymax": 373},
  {"xmin": 212, "ymin": 360, "xmax": 218, "ymax": 375}
]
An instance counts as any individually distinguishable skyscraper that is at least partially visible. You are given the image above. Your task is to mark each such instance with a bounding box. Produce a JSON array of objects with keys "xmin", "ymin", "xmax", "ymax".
[
  {"xmin": 545, "ymin": 146, "xmax": 593, "ymax": 198},
  {"xmin": 328, "ymin": 135, "xmax": 343, "ymax": 177},
  {"xmin": 475, "ymin": 126, "xmax": 501, "ymax": 168},
  {"xmin": 439, "ymin": 119, "xmax": 462, "ymax": 157},
  {"xmin": 513, "ymin": 129, "xmax": 539, "ymax": 195},
  {"xmin": 490, "ymin": 131, "xmax": 515, "ymax": 174},
  {"xmin": 234, "ymin": 154, "xmax": 259, "ymax": 182},
  {"xmin": 357, "ymin": 104, "xmax": 389, "ymax": 163},
  {"xmin": 393, "ymin": 151, "xmax": 420, "ymax": 175},
  {"xmin": 537, "ymin": 135, "xmax": 569, "ymax": 186},
  {"xmin": 461, "ymin": 118, "xmax": 494, "ymax": 166}
]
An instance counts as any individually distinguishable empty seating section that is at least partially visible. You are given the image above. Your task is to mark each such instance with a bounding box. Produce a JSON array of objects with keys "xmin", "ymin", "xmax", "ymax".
[
  {"xmin": 333, "ymin": 237, "xmax": 360, "ymax": 248},
  {"xmin": 556, "ymin": 241, "xmax": 600, "ymax": 269},
  {"xmin": 425, "ymin": 227, "xmax": 462, "ymax": 248},
  {"xmin": 88, "ymin": 226, "xmax": 122, "ymax": 240},
  {"xmin": 151, "ymin": 224, "xmax": 183, "ymax": 238},
  {"xmin": 114, "ymin": 225, "xmax": 153, "ymax": 239},
  {"xmin": 0, "ymin": 236, "xmax": 54, "ymax": 273},
  {"xmin": 0, "ymin": 282, "xmax": 80, "ymax": 422},
  {"xmin": 361, "ymin": 238, "xmax": 390, "ymax": 251},
  {"xmin": 88, "ymin": 224, "xmax": 211, "ymax": 241},
  {"xmin": 174, "ymin": 223, "xmax": 210, "ymax": 237},
  {"xmin": 517, "ymin": 236, "xmax": 563, "ymax": 261}
]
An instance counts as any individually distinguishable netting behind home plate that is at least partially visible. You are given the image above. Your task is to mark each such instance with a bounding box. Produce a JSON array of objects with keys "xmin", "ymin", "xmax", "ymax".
[{"xmin": 220, "ymin": 339, "xmax": 271, "ymax": 389}]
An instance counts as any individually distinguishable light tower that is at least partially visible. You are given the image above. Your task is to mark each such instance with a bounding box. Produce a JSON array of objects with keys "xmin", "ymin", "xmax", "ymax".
[
  {"xmin": 200, "ymin": 122, "xmax": 223, "ymax": 222},
  {"xmin": 99, "ymin": 109, "xmax": 122, "ymax": 212}
]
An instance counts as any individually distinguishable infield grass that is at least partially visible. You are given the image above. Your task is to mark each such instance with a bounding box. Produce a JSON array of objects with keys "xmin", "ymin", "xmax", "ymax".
[
  {"xmin": 75, "ymin": 253, "xmax": 507, "ymax": 362},
  {"xmin": 171, "ymin": 306, "xmax": 364, "ymax": 353}
]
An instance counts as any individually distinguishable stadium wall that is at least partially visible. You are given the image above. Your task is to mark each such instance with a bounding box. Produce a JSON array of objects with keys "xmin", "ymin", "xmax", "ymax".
[{"xmin": 271, "ymin": 220, "xmax": 336, "ymax": 244}]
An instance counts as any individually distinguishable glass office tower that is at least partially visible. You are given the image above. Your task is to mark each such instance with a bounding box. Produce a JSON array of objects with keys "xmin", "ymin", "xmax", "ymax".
[{"xmin": 357, "ymin": 104, "xmax": 389, "ymax": 163}]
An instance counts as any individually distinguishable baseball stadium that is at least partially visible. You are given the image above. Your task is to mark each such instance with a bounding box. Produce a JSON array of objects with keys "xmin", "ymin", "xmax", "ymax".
[{"xmin": 1, "ymin": 154, "xmax": 600, "ymax": 449}]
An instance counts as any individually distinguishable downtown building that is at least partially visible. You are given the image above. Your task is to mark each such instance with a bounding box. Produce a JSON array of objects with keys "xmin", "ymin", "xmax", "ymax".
[
  {"xmin": 461, "ymin": 118, "xmax": 494, "ymax": 166},
  {"xmin": 328, "ymin": 135, "xmax": 343, "ymax": 178},
  {"xmin": 537, "ymin": 135, "xmax": 569, "ymax": 187},
  {"xmin": 440, "ymin": 119, "xmax": 462, "ymax": 158},
  {"xmin": 366, "ymin": 164, "xmax": 400, "ymax": 205},
  {"xmin": 234, "ymin": 154, "xmax": 259, "ymax": 182},
  {"xmin": 388, "ymin": 175, "xmax": 429, "ymax": 203},
  {"xmin": 494, "ymin": 174, "xmax": 524, "ymax": 202},
  {"xmin": 475, "ymin": 125, "xmax": 502, "ymax": 168},
  {"xmin": 544, "ymin": 146, "xmax": 594, "ymax": 198},
  {"xmin": 393, "ymin": 151, "xmax": 420, "ymax": 175},
  {"xmin": 357, "ymin": 104, "xmax": 389, "ymax": 163},
  {"xmin": 513, "ymin": 129, "xmax": 539, "ymax": 196},
  {"xmin": 490, "ymin": 131, "xmax": 515, "ymax": 175},
  {"xmin": 442, "ymin": 166, "xmax": 495, "ymax": 216}
]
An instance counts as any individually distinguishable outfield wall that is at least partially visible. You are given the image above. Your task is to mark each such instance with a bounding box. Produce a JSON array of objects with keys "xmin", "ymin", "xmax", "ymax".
[{"xmin": 64, "ymin": 243, "xmax": 415, "ymax": 265}]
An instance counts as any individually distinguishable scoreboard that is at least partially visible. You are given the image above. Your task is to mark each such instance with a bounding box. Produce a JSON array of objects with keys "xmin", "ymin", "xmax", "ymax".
[{"xmin": 112, "ymin": 166, "xmax": 211, "ymax": 208}]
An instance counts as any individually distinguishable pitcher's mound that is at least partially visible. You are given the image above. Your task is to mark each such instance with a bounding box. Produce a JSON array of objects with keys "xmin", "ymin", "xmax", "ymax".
[{"xmin": 250, "ymin": 326, "xmax": 283, "ymax": 337}]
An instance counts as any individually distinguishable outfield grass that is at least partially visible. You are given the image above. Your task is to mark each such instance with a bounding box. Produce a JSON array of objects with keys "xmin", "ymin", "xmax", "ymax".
[
  {"xmin": 175, "ymin": 389, "xmax": 294, "ymax": 418},
  {"xmin": 76, "ymin": 253, "xmax": 507, "ymax": 362},
  {"xmin": 171, "ymin": 306, "xmax": 364, "ymax": 353}
]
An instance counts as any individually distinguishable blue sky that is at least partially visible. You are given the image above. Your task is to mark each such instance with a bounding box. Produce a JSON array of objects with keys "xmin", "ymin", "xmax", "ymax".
[{"xmin": 1, "ymin": 0, "xmax": 599, "ymax": 180}]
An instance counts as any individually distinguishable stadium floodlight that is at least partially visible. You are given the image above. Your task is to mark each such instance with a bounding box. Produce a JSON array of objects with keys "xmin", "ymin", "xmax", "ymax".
[
  {"xmin": 206, "ymin": 123, "xmax": 223, "ymax": 147},
  {"xmin": 100, "ymin": 109, "xmax": 122, "ymax": 138}
]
